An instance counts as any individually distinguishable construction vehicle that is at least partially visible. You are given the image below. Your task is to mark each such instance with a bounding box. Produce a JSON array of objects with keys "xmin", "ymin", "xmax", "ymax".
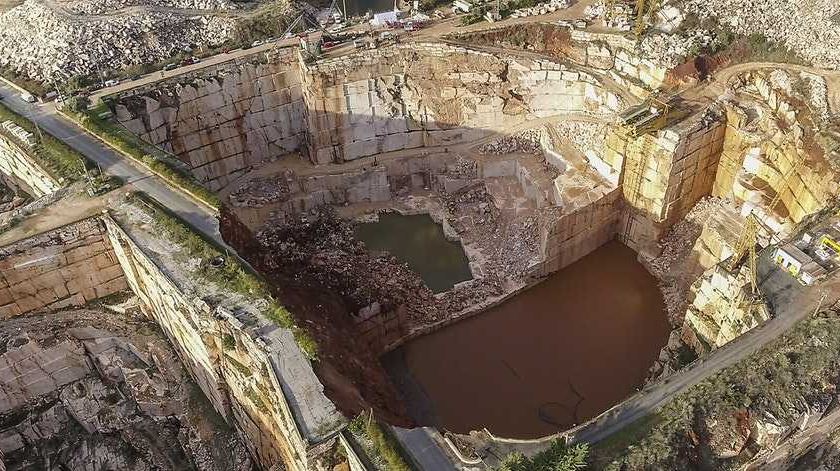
[
  {"xmin": 617, "ymin": 96, "xmax": 671, "ymax": 138},
  {"xmin": 604, "ymin": 0, "xmax": 661, "ymax": 38}
]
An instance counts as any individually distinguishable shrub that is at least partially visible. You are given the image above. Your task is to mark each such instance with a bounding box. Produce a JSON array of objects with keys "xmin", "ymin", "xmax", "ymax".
[
  {"xmin": 0, "ymin": 102, "xmax": 90, "ymax": 181},
  {"xmin": 350, "ymin": 411, "xmax": 413, "ymax": 471},
  {"xmin": 499, "ymin": 440, "xmax": 589, "ymax": 471}
]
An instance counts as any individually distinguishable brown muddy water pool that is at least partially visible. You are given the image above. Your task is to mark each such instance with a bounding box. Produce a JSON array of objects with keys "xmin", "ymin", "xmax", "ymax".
[
  {"xmin": 354, "ymin": 212, "xmax": 472, "ymax": 293},
  {"xmin": 382, "ymin": 240, "xmax": 669, "ymax": 439}
]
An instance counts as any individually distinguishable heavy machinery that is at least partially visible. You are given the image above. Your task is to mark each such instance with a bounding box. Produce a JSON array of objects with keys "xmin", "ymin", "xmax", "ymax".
[
  {"xmin": 604, "ymin": 0, "xmax": 662, "ymax": 38},
  {"xmin": 617, "ymin": 96, "xmax": 671, "ymax": 138}
]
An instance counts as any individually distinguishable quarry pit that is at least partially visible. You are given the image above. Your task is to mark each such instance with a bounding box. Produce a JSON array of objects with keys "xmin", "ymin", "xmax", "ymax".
[
  {"xmin": 1, "ymin": 14, "xmax": 840, "ymax": 470},
  {"xmin": 98, "ymin": 26, "xmax": 840, "ymax": 448}
]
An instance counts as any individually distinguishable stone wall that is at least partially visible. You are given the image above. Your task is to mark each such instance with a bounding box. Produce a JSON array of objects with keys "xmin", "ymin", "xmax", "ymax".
[
  {"xmin": 0, "ymin": 124, "xmax": 62, "ymax": 197},
  {"xmin": 0, "ymin": 217, "xmax": 127, "ymax": 318},
  {"xmin": 604, "ymin": 107, "xmax": 726, "ymax": 253},
  {"xmin": 712, "ymin": 74, "xmax": 840, "ymax": 237},
  {"xmin": 303, "ymin": 43, "xmax": 622, "ymax": 165},
  {"xmin": 568, "ymin": 30, "xmax": 670, "ymax": 93},
  {"xmin": 112, "ymin": 49, "xmax": 306, "ymax": 191},
  {"xmin": 103, "ymin": 210, "xmax": 346, "ymax": 471}
]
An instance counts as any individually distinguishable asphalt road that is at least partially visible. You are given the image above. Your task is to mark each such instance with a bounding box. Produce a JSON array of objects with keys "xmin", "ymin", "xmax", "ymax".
[
  {"xmin": 393, "ymin": 426, "xmax": 463, "ymax": 471},
  {"xmin": 0, "ymin": 81, "xmax": 225, "ymax": 247}
]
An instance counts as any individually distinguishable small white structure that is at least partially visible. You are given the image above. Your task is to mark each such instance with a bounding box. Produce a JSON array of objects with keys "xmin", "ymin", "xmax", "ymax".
[
  {"xmin": 774, "ymin": 243, "xmax": 826, "ymax": 285},
  {"xmin": 453, "ymin": 0, "xmax": 471, "ymax": 13},
  {"xmin": 370, "ymin": 10, "xmax": 399, "ymax": 26}
]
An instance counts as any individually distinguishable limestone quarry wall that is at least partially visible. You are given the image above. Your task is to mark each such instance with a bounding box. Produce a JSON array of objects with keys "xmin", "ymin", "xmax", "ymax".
[
  {"xmin": 534, "ymin": 185, "xmax": 622, "ymax": 276},
  {"xmin": 303, "ymin": 43, "xmax": 622, "ymax": 165},
  {"xmin": 712, "ymin": 76, "xmax": 839, "ymax": 235},
  {"xmin": 604, "ymin": 109, "xmax": 726, "ymax": 252},
  {"xmin": 568, "ymin": 30, "xmax": 669, "ymax": 93},
  {"xmin": 111, "ymin": 49, "xmax": 306, "ymax": 191},
  {"xmin": 0, "ymin": 128, "xmax": 62, "ymax": 197},
  {"xmin": 0, "ymin": 217, "xmax": 127, "ymax": 318},
  {"xmin": 103, "ymin": 213, "xmax": 344, "ymax": 471}
]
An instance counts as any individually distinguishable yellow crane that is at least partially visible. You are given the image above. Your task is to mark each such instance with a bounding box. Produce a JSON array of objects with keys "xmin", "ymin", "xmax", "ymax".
[{"xmin": 604, "ymin": 0, "xmax": 662, "ymax": 38}]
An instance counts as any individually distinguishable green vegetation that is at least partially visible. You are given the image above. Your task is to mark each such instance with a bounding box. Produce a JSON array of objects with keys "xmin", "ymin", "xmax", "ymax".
[
  {"xmin": 225, "ymin": 354, "xmax": 252, "ymax": 377},
  {"xmin": 70, "ymin": 105, "xmax": 220, "ymax": 209},
  {"xmin": 246, "ymin": 386, "xmax": 271, "ymax": 414},
  {"xmin": 231, "ymin": 0, "xmax": 295, "ymax": 46},
  {"xmin": 418, "ymin": 0, "xmax": 449, "ymax": 11},
  {"xmin": 499, "ymin": 440, "xmax": 589, "ymax": 471},
  {"xmin": 0, "ymin": 102, "xmax": 90, "ymax": 181},
  {"xmin": 349, "ymin": 411, "xmax": 413, "ymax": 471},
  {"xmin": 590, "ymin": 309, "xmax": 840, "ymax": 470},
  {"xmin": 460, "ymin": 8, "xmax": 487, "ymax": 25},
  {"xmin": 0, "ymin": 67, "xmax": 53, "ymax": 97},
  {"xmin": 681, "ymin": 16, "xmax": 806, "ymax": 65},
  {"xmin": 222, "ymin": 334, "xmax": 237, "ymax": 350},
  {"xmin": 128, "ymin": 192, "xmax": 318, "ymax": 359}
]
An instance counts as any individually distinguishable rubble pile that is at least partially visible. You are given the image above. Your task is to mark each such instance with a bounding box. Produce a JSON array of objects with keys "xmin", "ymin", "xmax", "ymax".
[
  {"xmin": 229, "ymin": 174, "xmax": 293, "ymax": 207},
  {"xmin": 638, "ymin": 32, "xmax": 709, "ymax": 68},
  {"xmin": 0, "ymin": 308, "xmax": 252, "ymax": 471},
  {"xmin": 254, "ymin": 207, "xmax": 506, "ymax": 328},
  {"xmin": 551, "ymin": 120, "xmax": 607, "ymax": 156},
  {"xmin": 509, "ymin": 0, "xmax": 570, "ymax": 19},
  {"xmin": 648, "ymin": 197, "xmax": 725, "ymax": 322},
  {"xmin": 478, "ymin": 129, "xmax": 543, "ymax": 155},
  {"xmin": 583, "ymin": 0, "xmax": 631, "ymax": 30},
  {"xmin": 799, "ymin": 72, "xmax": 831, "ymax": 123},
  {"xmin": 681, "ymin": 0, "xmax": 840, "ymax": 69},
  {"xmin": 0, "ymin": 0, "xmax": 292, "ymax": 81},
  {"xmin": 65, "ymin": 0, "xmax": 241, "ymax": 15}
]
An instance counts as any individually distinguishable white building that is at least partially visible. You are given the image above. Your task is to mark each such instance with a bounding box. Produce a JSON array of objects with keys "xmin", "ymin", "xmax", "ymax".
[{"xmin": 370, "ymin": 10, "xmax": 399, "ymax": 26}]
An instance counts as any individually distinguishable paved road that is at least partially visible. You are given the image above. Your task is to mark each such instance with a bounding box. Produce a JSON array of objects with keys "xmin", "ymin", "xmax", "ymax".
[
  {"xmin": 0, "ymin": 81, "xmax": 225, "ymax": 247},
  {"xmin": 88, "ymin": 32, "xmax": 322, "ymax": 104},
  {"xmin": 393, "ymin": 426, "xmax": 462, "ymax": 471}
]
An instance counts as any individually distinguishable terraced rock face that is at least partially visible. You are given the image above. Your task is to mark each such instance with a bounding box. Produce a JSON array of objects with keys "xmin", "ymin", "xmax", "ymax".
[
  {"xmin": 302, "ymin": 44, "xmax": 623, "ymax": 165},
  {"xmin": 0, "ymin": 308, "xmax": 252, "ymax": 471},
  {"xmin": 112, "ymin": 43, "xmax": 623, "ymax": 190},
  {"xmin": 113, "ymin": 50, "xmax": 305, "ymax": 190}
]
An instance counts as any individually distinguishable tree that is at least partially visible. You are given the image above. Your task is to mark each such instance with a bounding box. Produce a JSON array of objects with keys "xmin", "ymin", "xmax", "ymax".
[{"xmin": 498, "ymin": 440, "xmax": 589, "ymax": 471}]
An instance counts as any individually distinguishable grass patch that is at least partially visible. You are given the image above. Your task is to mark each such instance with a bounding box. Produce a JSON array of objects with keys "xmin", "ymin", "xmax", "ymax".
[
  {"xmin": 71, "ymin": 107, "xmax": 220, "ymax": 209},
  {"xmin": 128, "ymin": 192, "xmax": 318, "ymax": 359},
  {"xmin": 349, "ymin": 411, "xmax": 413, "ymax": 471},
  {"xmin": 499, "ymin": 439, "xmax": 589, "ymax": 471},
  {"xmin": 0, "ymin": 102, "xmax": 90, "ymax": 182},
  {"xmin": 0, "ymin": 67, "xmax": 53, "ymax": 98}
]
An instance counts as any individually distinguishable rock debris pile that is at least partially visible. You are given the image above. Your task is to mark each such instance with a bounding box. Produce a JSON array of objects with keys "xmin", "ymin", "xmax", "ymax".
[
  {"xmin": 0, "ymin": 308, "xmax": 252, "ymax": 471},
  {"xmin": 648, "ymin": 197, "xmax": 725, "ymax": 322},
  {"xmin": 229, "ymin": 174, "xmax": 293, "ymax": 207},
  {"xmin": 0, "ymin": 0, "xmax": 290, "ymax": 81},
  {"xmin": 681, "ymin": 0, "xmax": 840, "ymax": 69},
  {"xmin": 551, "ymin": 120, "xmax": 607, "ymax": 156},
  {"xmin": 509, "ymin": 0, "xmax": 570, "ymax": 19},
  {"xmin": 478, "ymin": 129, "xmax": 543, "ymax": 155},
  {"xmin": 65, "ymin": 0, "xmax": 241, "ymax": 15}
]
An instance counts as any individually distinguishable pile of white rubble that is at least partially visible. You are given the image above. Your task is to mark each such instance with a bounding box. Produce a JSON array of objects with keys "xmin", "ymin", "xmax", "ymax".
[
  {"xmin": 681, "ymin": 0, "xmax": 840, "ymax": 70},
  {"xmin": 508, "ymin": 0, "xmax": 569, "ymax": 19},
  {"xmin": 0, "ymin": 0, "xmax": 291, "ymax": 82}
]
